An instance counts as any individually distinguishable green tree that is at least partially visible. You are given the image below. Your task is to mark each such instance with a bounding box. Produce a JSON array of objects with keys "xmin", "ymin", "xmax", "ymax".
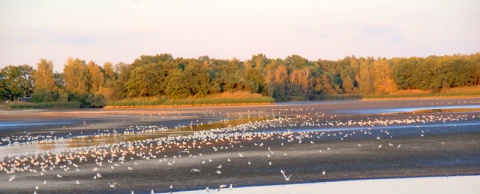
[{"xmin": 0, "ymin": 65, "xmax": 35, "ymax": 101}]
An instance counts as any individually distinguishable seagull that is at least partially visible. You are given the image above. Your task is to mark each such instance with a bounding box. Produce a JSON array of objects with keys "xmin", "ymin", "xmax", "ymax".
[
  {"xmin": 57, "ymin": 174, "xmax": 62, "ymax": 178},
  {"xmin": 322, "ymin": 170, "xmax": 326, "ymax": 176},
  {"xmin": 128, "ymin": 167, "xmax": 134, "ymax": 171},
  {"xmin": 97, "ymin": 173, "xmax": 102, "ymax": 178},
  {"xmin": 8, "ymin": 175, "xmax": 15, "ymax": 182},
  {"xmin": 108, "ymin": 183, "xmax": 120, "ymax": 188},
  {"xmin": 76, "ymin": 180, "xmax": 81, "ymax": 185},
  {"xmin": 191, "ymin": 168, "xmax": 201, "ymax": 173},
  {"xmin": 280, "ymin": 169, "xmax": 292, "ymax": 181},
  {"xmin": 217, "ymin": 184, "xmax": 227, "ymax": 192}
]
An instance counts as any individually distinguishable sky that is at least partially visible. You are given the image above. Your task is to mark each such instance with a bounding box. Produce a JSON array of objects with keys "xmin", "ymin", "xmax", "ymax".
[{"xmin": 1, "ymin": 0, "xmax": 479, "ymax": 72}]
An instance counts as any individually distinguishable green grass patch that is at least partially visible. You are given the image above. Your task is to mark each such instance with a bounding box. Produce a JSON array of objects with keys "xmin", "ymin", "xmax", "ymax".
[{"xmin": 8, "ymin": 101, "xmax": 81, "ymax": 109}]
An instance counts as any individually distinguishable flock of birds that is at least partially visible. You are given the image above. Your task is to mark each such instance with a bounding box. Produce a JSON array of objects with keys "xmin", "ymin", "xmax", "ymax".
[{"xmin": 1, "ymin": 100, "xmax": 479, "ymax": 193}]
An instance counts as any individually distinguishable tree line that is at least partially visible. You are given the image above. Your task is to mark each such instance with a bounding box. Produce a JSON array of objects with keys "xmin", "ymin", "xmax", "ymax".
[{"xmin": 1, "ymin": 53, "xmax": 479, "ymax": 107}]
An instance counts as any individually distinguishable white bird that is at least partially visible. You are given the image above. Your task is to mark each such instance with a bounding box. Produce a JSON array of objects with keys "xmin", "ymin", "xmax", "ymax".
[
  {"xmin": 151, "ymin": 189, "xmax": 154, "ymax": 194},
  {"xmin": 108, "ymin": 183, "xmax": 119, "ymax": 188},
  {"xmin": 239, "ymin": 153, "xmax": 244, "ymax": 157},
  {"xmin": 280, "ymin": 169, "xmax": 292, "ymax": 181},
  {"xmin": 128, "ymin": 167, "xmax": 134, "ymax": 171},
  {"xmin": 170, "ymin": 185, "xmax": 173, "ymax": 189},
  {"xmin": 216, "ymin": 170, "xmax": 222, "ymax": 174},
  {"xmin": 217, "ymin": 165, "xmax": 222, "ymax": 169},
  {"xmin": 217, "ymin": 184, "xmax": 227, "ymax": 192},
  {"xmin": 322, "ymin": 170, "xmax": 326, "ymax": 176},
  {"xmin": 8, "ymin": 175, "xmax": 15, "ymax": 182},
  {"xmin": 97, "ymin": 173, "xmax": 102, "ymax": 178},
  {"xmin": 76, "ymin": 180, "xmax": 81, "ymax": 185},
  {"xmin": 230, "ymin": 184, "xmax": 233, "ymax": 190},
  {"xmin": 57, "ymin": 174, "xmax": 62, "ymax": 178},
  {"xmin": 191, "ymin": 168, "xmax": 201, "ymax": 173}
]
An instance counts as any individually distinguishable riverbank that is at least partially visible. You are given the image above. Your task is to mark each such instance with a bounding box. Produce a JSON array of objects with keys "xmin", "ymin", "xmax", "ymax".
[{"xmin": 1, "ymin": 98, "xmax": 479, "ymax": 193}]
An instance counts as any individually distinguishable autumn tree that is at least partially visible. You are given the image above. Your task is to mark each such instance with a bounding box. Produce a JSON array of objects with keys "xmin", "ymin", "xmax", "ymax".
[
  {"xmin": 87, "ymin": 61, "xmax": 104, "ymax": 94},
  {"xmin": 373, "ymin": 59, "xmax": 398, "ymax": 94},
  {"xmin": 63, "ymin": 57, "xmax": 89, "ymax": 95},
  {"xmin": 34, "ymin": 59, "xmax": 56, "ymax": 91}
]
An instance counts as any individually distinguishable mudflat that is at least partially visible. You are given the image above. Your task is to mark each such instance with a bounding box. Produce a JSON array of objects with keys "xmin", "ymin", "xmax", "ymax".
[{"xmin": 1, "ymin": 98, "xmax": 479, "ymax": 193}]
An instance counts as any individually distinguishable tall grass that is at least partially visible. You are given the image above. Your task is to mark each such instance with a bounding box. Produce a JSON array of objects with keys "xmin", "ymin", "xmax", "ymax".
[
  {"xmin": 9, "ymin": 101, "xmax": 81, "ymax": 109},
  {"xmin": 106, "ymin": 91, "xmax": 274, "ymax": 108}
]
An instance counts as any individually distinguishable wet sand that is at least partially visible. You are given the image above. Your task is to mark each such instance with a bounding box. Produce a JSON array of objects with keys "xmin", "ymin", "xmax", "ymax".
[{"xmin": 1, "ymin": 98, "xmax": 480, "ymax": 193}]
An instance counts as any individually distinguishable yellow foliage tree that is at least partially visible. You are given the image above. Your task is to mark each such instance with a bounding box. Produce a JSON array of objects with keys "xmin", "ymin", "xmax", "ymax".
[
  {"xmin": 373, "ymin": 59, "xmax": 398, "ymax": 94},
  {"xmin": 34, "ymin": 59, "xmax": 56, "ymax": 91}
]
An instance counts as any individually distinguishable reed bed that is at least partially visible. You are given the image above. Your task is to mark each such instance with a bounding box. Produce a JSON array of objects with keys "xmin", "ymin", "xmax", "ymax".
[
  {"xmin": 106, "ymin": 91, "xmax": 274, "ymax": 108},
  {"xmin": 8, "ymin": 101, "xmax": 81, "ymax": 109}
]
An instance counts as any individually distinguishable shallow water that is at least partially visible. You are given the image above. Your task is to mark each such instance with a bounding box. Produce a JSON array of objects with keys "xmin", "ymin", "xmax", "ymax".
[{"xmin": 346, "ymin": 104, "xmax": 480, "ymax": 114}]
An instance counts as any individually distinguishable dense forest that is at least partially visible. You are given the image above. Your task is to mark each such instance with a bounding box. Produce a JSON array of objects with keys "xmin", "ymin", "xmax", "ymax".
[{"xmin": 1, "ymin": 53, "xmax": 479, "ymax": 107}]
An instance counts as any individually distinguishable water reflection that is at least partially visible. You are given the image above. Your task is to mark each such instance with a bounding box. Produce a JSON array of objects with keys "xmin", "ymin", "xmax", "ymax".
[{"xmin": 0, "ymin": 116, "xmax": 271, "ymax": 156}]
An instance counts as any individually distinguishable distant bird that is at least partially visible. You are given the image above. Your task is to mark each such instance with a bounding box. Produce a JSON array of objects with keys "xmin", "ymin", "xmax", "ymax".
[
  {"xmin": 8, "ymin": 175, "xmax": 15, "ymax": 182},
  {"xmin": 280, "ymin": 169, "xmax": 292, "ymax": 181},
  {"xmin": 322, "ymin": 170, "xmax": 326, "ymax": 176},
  {"xmin": 76, "ymin": 180, "xmax": 81, "ymax": 185},
  {"xmin": 217, "ymin": 184, "xmax": 227, "ymax": 192},
  {"xmin": 191, "ymin": 168, "xmax": 201, "ymax": 173},
  {"xmin": 108, "ymin": 183, "xmax": 119, "ymax": 188},
  {"xmin": 57, "ymin": 174, "xmax": 62, "ymax": 178},
  {"xmin": 128, "ymin": 167, "xmax": 134, "ymax": 171}
]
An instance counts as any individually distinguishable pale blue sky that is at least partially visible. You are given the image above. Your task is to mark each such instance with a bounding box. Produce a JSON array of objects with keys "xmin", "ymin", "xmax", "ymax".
[{"xmin": 1, "ymin": 0, "xmax": 479, "ymax": 72}]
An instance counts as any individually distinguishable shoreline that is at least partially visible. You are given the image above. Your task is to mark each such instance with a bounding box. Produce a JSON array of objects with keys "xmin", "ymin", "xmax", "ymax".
[
  {"xmin": 1, "ymin": 98, "xmax": 479, "ymax": 193},
  {"xmin": 172, "ymin": 175, "xmax": 480, "ymax": 194}
]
